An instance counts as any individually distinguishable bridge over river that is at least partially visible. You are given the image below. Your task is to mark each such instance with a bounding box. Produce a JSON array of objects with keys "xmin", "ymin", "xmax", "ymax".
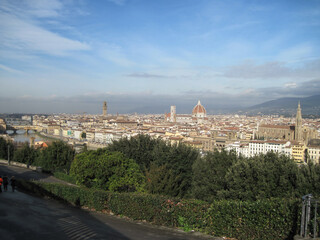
[{"xmin": 6, "ymin": 124, "xmax": 38, "ymax": 134}]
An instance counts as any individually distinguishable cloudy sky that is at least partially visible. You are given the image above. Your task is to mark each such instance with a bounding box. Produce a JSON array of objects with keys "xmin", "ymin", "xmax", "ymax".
[{"xmin": 0, "ymin": 0, "xmax": 319, "ymax": 114}]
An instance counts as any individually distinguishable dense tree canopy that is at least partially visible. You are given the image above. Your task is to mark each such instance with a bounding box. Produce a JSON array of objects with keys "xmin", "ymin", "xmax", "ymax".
[
  {"xmin": 107, "ymin": 134, "xmax": 161, "ymax": 170},
  {"xmin": 0, "ymin": 137, "xmax": 14, "ymax": 160},
  {"xmin": 70, "ymin": 149, "xmax": 145, "ymax": 193},
  {"xmin": 220, "ymin": 152, "xmax": 301, "ymax": 200},
  {"xmin": 107, "ymin": 134, "xmax": 200, "ymax": 198},
  {"xmin": 34, "ymin": 140, "xmax": 75, "ymax": 173},
  {"xmin": 192, "ymin": 150, "xmax": 239, "ymax": 202},
  {"xmin": 2, "ymin": 134, "xmax": 320, "ymax": 201},
  {"xmin": 13, "ymin": 143, "xmax": 38, "ymax": 165},
  {"xmin": 298, "ymin": 162, "xmax": 320, "ymax": 197}
]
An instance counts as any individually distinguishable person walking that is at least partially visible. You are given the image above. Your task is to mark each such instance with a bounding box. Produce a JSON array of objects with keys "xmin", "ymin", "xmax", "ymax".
[
  {"xmin": 10, "ymin": 176, "xmax": 16, "ymax": 192},
  {"xmin": 0, "ymin": 175, "xmax": 3, "ymax": 193},
  {"xmin": 3, "ymin": 176, "xmax": 8, "ymax": 192}
]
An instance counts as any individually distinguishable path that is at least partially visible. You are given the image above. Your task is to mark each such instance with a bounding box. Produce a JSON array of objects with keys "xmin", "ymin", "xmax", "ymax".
[{"xmin": 0, "ymin": 164, "xmax": 219, "ymax": 240}]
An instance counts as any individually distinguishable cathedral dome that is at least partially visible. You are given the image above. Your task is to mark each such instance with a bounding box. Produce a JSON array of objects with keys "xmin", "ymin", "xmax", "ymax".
[{"xmin": 192, "ymin": 100, "xmax": 206, "ymax": 117}]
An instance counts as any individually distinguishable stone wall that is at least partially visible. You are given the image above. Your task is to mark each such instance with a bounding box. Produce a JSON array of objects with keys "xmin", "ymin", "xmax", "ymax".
[{"xmin": 0, "ymin": 159, "xmax": 37, "ymax": 170}]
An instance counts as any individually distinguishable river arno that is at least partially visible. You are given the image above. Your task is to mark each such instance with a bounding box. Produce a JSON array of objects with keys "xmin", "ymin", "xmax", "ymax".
[{"xmin": 7, "ymin": 131, "xmax": 54, "ymax": 143}]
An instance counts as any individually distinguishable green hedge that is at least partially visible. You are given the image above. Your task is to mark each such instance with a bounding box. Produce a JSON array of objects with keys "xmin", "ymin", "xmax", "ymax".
[
  {"xmin": 53, "ymin": 172, "xmax": 77, "ymax": 185},
  {"xmin": 16, "ymin": 180, "xmax": 300, "ymax": 240}
]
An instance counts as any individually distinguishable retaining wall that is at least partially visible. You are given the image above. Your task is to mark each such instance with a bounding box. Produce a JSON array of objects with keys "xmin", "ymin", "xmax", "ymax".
[{"xmin": 0, "ymin": 159, "xmax": 37, "ymax": 170}]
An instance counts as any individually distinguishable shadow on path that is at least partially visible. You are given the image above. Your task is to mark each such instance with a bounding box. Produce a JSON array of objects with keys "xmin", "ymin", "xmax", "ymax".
[
  {"xmin": 0, "ymin": 189, "xmax": 130, "ymax": 240},
  {"xmin": 0, "ymin": 163, "xmax": 68, "ymax": 184},
  {"xmin": 0, "ymin": 164, "xmax": 218, "ymax": 240}
]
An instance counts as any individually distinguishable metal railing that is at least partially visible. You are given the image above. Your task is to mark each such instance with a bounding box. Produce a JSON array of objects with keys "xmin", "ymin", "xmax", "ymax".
[{"xmin": 300, "ymin": 194, "xmax": 319, "ymax": 238}]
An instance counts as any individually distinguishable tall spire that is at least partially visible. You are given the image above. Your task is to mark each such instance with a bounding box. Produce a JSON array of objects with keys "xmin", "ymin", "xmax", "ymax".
[
  {"xmin": 295, "ymin": 101, "xmax": 302, "ymax": 141},
  {"xmin": 103, "ymin": 101, "xmax": 107, "ymax": 116}
]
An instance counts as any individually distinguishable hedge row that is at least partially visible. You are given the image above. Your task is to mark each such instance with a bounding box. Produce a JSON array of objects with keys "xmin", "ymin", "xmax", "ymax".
[{"xmin": 17, "ymin": 180, "xmax": 300, "ymax": 240}]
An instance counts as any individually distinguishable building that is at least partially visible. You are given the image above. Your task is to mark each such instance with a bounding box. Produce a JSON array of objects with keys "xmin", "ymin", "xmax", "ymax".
[
  {"xmin": 291, "ymin": 141, "xmax": 307, "ymax": 164},
  {"xmin": 256, "ymin": 124, "xmax": 295, "ymax": 141},
  {"xmin": 295, "ymin": 102, "xmax": 302, "ymax": 141},
  {"xmin": 192, "ymin": 100, "xmax": 207, "ymax": 123},
  {"xmin": 256, "ymin": 103, "xmax": 317, "ymax": 144},
  {"xmin": 307, "ymin": 139, "xmax": 320, "ymax": 164},
  {"xmin": 103, "ymin": 101, "xmax": 107, "ymax": 116},
  {"xmin": 0, "ymin": 118, "xmax": 6, "ymax": 133},
  {"xmin": 248, "ymin": 140, "xmax": 291, "ymax": 158},
  {"xmin": 308, "ymin": 145, "xmax": 320, "ymax": 164},
  {"xmin": 170, "ymin": 106, "xmax": 176, "ymax": 122}
]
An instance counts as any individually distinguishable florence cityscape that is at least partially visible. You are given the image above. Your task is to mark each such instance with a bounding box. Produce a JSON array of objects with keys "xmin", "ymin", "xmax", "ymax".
[{"xmin": 0, "ymin": 0, "xmax": 320, "ymax": 240}]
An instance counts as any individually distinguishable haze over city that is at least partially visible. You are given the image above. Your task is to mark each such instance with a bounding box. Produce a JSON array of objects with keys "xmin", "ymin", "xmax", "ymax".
[{"xmin": 0, "ymin": 0, "xmax": 320, "ymax": 114}]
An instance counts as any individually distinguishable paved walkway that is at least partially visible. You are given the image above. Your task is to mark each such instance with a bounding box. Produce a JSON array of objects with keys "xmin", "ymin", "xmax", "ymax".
[{"xmin": 0, "ymin": 164, "xmax": 219, "ymax": 240}]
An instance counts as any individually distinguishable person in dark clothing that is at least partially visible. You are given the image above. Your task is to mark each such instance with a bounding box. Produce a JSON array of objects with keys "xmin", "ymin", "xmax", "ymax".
[
  {"xmin": 3, "ymin": 176, "xmax": 8, "ymax": 191},
  {"xmin": 10, "ymin": 176, "xmax": 16, "ymax": 192}
]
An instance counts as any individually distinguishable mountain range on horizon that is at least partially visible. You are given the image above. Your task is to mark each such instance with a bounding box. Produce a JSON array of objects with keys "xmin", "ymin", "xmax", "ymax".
[
  {"xmin": 1, "ymin": 95, "xmax": 319, "ymax": 116},
  {"xmin": 242, "ymin": 95, "xmax": 320, "ymax": 116}
]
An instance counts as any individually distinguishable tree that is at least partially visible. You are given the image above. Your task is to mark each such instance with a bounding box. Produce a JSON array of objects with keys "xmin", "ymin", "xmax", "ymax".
[
  {"xmin": 35, "ymin": 141, "xmax": 75, "ymax": 173},
  {"xmin": 81, "ymin": 132, "xmax": 86, "ymax": 139},
  {"xmin": 0, "ymin": 137, "xmax": 14, "ymax": 160},
  {"xmin": 107, "ymin": 134, "xmax": 161, "ymax": 170},
  {"xmin": 108, "ymin": 134, "xmax": 200, "ymax": 197},
  {"xmin": 145, "ymin": 162, "xmax": 181, "ymax": 196},
  {"xmin": 13, "ymin": 143, "xmax": 38, "ymax": 165},
  {"xmin": 221, "ymin": 152, "xmax": 300, "ymax": 200},
  {"xmin": 151, "ymin": 141, "xmax": 200, "ymax": 198},
  {"xmin": 192, "ymin": 149, "xmax": 239, "ymax": 202},
  {"xmin": 298, "ymin": 162, "xmax": 320, "ymax": 198},
  {"xmin": 70, "ymin": 149, "xmax": 145, "ymax": 193}
]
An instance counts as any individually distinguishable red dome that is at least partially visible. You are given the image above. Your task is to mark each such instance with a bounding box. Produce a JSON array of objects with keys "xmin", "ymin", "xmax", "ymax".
[{"xmin": 192, "ymin": 100, "xmax": 206, "ymax": 115}]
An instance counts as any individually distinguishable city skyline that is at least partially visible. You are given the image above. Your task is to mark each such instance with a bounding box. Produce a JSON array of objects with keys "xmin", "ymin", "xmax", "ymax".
[{"xmin": 0, "ymin": 0, "xmax": 320, "ymax": 114}]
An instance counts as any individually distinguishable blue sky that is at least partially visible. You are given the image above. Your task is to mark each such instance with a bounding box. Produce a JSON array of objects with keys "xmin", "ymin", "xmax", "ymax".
[{"xmin": 0, "ymin": 0, "xmax": 319, "ymax": 114}]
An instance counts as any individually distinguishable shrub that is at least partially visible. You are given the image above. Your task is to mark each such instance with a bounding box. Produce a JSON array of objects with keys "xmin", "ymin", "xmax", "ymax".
[
  {"xmin": 70, "ymin": 149, "xmax": 146, "ymax": 193},
  {"xmin": 17, "ymin": 180, "xmax": 301, "ymax": 240},
  {"xmin": 53, "ymin": 171, "xmax": 77, "ymax": 185}
]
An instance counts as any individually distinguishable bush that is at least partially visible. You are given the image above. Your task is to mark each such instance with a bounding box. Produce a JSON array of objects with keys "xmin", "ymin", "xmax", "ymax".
[
  {"xmin": 34, "ymin": 140, "xmax": 75, "ymax": 173},
  {"xmin": 70, "ymin": 149, "xmax": 146, "ymax": 193},
  {"xmin": 13, "ymin": 143, "xmax": 38, "ymax": 165},
  {"xmin": 17, "ymin": 180, "xmax": 301, "ymax": 240},
  {"xmin": 53, "ymin": 172, "xmax": 77, "ymax": 185},
  {"xmin": 108, "ymin": 135, "xmax": 200, "ymax": 198}
]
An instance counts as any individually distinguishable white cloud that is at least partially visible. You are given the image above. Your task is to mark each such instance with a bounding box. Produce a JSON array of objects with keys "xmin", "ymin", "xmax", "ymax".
[
  {"xmin": 98, "ymin": 44, "xmax": 134, "ymax": 67},
  {"xmin": 125, "ymin": 73, "xmax": 168, "ymax": 78},
  {"xmin": 23, "ymin": 0, "xmax": 63, "ymax": 18},
  {"xmin": 0, "ymin": 64, "xmax": 23, "ymax": 74},
  {"xmin": 1, "ymin": 79, "xmax": 319, "ymax": 114},
  {"xmin": 284, "ymin": 82, "xmax": 297, "ymax": 88},
  {"xmin": 223, "ymin": 59, "xmax": 320, "ymax": 79},
  {"xmin": 0, "ymin": 13, "xmax": 90, "ymax": 56}
]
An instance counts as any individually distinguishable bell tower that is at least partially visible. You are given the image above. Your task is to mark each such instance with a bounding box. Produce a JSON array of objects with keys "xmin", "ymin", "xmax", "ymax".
[
  {"xmin": 170, "ymin": 105, "xmax": 176, "ymax": 122},
  {"xmin": 295, "ymin": 102, "xmax": 302, "ymax": 141},
  {"xmin": 103, "ymin": 101, "xmax": 107, "ymax": 116}
]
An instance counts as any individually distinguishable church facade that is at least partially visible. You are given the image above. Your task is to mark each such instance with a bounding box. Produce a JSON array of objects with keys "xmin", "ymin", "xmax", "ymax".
[{"xmin": 256, "ymin": 102, "xmax": 317, "ymax": 144}]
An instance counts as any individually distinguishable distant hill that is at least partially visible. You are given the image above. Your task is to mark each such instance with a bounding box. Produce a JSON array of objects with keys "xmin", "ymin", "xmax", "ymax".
[{"xmin": 243, "ymin": 95, "xmax": 320, "ymax": 116}]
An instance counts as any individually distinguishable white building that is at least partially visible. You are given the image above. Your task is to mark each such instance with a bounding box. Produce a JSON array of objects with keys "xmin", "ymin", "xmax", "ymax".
[
  {"xmin": 248, "ymin": 140, "xmax": 291, "ymax": 158},
  {"xmin": 226, "ymin": 140, "xmax": 292, "ymax": 158},
  {"xmin": 73, "ymin": 130, "xmax": 82, "ymax": 140},
  {"xmin": 95, "ymin": 131, "xmax": 106, "ymax": 143},
  {"xmin": 308, "ymin": 145, "xmax": 320, "ymax": 164}
]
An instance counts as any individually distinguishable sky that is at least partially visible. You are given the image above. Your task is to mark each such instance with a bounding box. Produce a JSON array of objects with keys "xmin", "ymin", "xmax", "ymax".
[{"xmin": 0, "ymin": 0, "xmax": 319, "ymax": 114}]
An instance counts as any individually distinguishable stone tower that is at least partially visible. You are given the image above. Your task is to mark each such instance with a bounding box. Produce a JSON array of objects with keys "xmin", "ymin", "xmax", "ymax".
[
  {"xmin": 103, "ymin": 101, "xmax": 107, "ymax": 116},
  {"xmin": 170, "ymin": 105, "xmax": 176, "ymax": 122},
  {"xmin": 295, "ymin": 102, "xmax": 302, "ymax": 141}
]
